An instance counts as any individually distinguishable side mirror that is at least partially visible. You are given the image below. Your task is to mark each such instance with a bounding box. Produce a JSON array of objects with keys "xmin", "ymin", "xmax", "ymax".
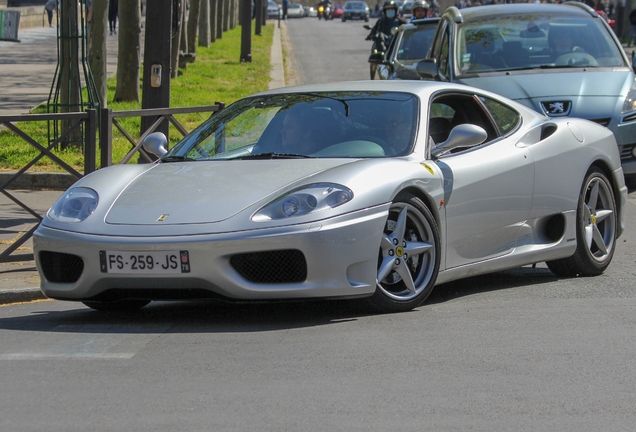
[
  {"xmin": 430, "ymin": 124, "xmax": 487, "ymax": 158},
  {"xmin": 142, "ymin": 132, "xmax": 169, "ymax": 158},
  {"xmin": 363, "ymin": 24, "xmax": 372, "ymax": 30},
  {"xmin": 632, "ymin": 51, "xmax": 636, "ymax": 74},
  {"xmin": 416, "ymin": 58, "xmax": 440, "ymax": 80}
]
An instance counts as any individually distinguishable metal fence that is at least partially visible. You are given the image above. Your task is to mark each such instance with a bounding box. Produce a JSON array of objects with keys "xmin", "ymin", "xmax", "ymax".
[{"xmin": 0, "ymin": 103, "xmax": 224, "ymax": 263}]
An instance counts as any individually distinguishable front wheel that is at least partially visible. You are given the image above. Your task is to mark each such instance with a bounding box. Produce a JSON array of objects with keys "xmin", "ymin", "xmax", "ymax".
[
  {"xmin": 546, "ymin": 167, "xmax": 617, "ymax": 277},
  {"xmin": 365, "ymin": 192, "xmax": 440, "ymax": 313}
]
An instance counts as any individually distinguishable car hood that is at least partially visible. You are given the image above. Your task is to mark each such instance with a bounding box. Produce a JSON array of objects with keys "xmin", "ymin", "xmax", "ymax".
[
  {"xmin": 457, "ymin": 69, "xmax": 632, "ymax": 117},
  {"xmin": 104, "ymin": 160, "xmax": 353, "ymax": 225}
]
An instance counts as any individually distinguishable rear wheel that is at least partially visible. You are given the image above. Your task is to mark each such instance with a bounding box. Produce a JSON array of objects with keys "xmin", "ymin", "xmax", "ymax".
[
  {"xmin": 546, "ymin": 167, "xmax": 617, "ymax": 277},
  {"xmin": 365, "ymin": 192, "xmax": 440, "ymax": 313},
  {"xmin": 82, "ymin": 299, "xmax": 150, "ymax": 312}
]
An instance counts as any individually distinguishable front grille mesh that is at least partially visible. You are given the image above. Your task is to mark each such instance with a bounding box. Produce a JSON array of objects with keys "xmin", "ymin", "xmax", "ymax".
[
  {"xmin": 230, "ymin": 250, "xmax": 307, "ymax": 283},
  {"xmin": 39, "ymin": 251, "xmax": 84, "ymax": 283}
]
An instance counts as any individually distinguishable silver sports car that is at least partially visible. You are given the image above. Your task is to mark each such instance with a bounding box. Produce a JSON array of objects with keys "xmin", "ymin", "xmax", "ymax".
[{"xmin": 34, "ymin": 81, "xmax": 628, "ymax": 313}]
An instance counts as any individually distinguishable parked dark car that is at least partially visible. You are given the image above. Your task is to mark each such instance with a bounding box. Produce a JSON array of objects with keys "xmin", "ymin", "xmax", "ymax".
[
  {"xmin": 418, "ymin": 2, "xmax": 636, "ymax": 183},
  {"xmin": 342, "ymin": 1, "xmax": 370, "ymax": 22},
  {"xmin": 375, "ymin": 18, "xmax": 440, "ymax": 80}
]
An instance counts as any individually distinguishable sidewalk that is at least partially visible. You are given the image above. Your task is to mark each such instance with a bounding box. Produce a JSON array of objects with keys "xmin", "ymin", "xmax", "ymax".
[{"xmin": 0, "ymin": 21, "xmax": 287, "ymax": 305}]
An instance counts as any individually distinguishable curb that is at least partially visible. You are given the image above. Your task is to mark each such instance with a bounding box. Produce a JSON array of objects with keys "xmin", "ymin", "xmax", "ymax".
[
  {"xmin": 0, "ymin": 171, "xmax": 77, "ymax": 190},
  {"xmin": 0, "ymin": 287, "xmax": 46, "ymax": 305}
]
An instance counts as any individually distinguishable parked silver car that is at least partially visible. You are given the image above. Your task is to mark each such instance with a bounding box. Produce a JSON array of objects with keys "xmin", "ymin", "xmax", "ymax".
[
  {"xmin": 418, "ymin": 3, "xmax": 636, "ymax": 184},
  {"xmin": 267, "ymin": 0, "xmax": 281, "ymax": 18}
]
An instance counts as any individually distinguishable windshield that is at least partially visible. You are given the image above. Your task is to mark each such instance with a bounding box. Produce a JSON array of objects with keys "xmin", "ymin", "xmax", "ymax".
[
  {"xmin": 455, "ymin": 13, "xmax": 625, "ymax": 76},
  {"xmin": 167, "ymin": 92, "xmax": 419, "ymax": 160}
]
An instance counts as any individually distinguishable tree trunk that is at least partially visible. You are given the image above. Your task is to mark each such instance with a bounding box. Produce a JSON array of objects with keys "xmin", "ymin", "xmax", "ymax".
[
  {"xmin": 89, "ymin": 0, "xmax": 108, "ymax": 107},
  {"xmin": 223, "ymin": 0, "xmax": 230, "ymax": 32},
  {"xmin": 210, "ymin": 0, "xmax": 217, "ymax": 43},
  {"xmin": 199, "ymin": 0, "xmax": 210, "ymax": 47},
  {"xmin": 114, "ymin": 0, "xmax": 141, "ymax": 102},
  {"xmin": 171, "ymin": 0, "xmax": 185, "ymax": 78},
  {"xmin": 187, "ymin": 0, "xmax": 201, "ymax": 55},
  {"xmin": 180, "ymin": 0, "xmax": 188, "ymax": 54},
  {"xmin": 216, "ymin": 0, "xmax": 223, "ymax": 39}
]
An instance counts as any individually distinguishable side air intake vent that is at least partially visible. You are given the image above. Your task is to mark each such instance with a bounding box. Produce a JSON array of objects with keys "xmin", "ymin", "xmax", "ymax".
[{"xmin": 541, "ymin": 124, "xmax": 558, "ymax": 141}]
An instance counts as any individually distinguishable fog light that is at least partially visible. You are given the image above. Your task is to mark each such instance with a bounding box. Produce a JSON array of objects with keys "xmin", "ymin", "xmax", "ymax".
[{"xmin": 632, "ymin": 146, "xmax": 636, "ymax": 158}]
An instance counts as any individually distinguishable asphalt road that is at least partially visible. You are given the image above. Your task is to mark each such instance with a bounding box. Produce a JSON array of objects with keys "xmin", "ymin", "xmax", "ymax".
[{"xmin": 1, "ymin": 18, "xmax": 636, "ymax": 432}]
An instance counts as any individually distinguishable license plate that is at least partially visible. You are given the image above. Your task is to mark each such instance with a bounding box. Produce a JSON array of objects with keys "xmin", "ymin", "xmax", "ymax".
[{"xmin": 100, "ymin": 250, "xmax": 191, "ymax": 274}]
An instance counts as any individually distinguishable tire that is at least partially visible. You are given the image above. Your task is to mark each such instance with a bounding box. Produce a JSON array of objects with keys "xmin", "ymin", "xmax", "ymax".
[
  {"xmin": 82, "ymin": 299, "xmax": 150, "ymax": 312},
  {"xmin": 342, "ymin": 16, "xmax": 346, "ymax": 22},
  {"xmin": 546, "ymin": 167, "xmax": 617, "ymax": 277},
  {"xmin": 365, "ymin": 192, "xmax": 440, "ymax": 313}
]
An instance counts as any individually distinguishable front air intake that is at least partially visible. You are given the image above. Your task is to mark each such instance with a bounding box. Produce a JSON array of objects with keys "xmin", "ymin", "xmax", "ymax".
[
  {"xmin": 230, "ymin": 250, "xmax": 307, "ymax": 283},
  {"xmin": 39, "ymin": 251, "xmax": 84, "ymax": 283}
]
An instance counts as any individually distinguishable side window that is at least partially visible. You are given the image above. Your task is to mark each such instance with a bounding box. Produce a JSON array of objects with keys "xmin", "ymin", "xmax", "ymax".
[
  {"xmin": 437, "ymin": 26, "xmax": 451, "ymax": 80},
  {"xmin": 428, "ymin": 93, "xmax": 499, "ymax": 148},
  {"xmin": 480, "ymin": 97, "xmax": 521, "ymax": 135}
]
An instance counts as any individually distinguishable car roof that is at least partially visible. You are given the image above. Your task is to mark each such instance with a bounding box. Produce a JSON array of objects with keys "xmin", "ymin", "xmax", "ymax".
[
  {"xmin": 444, "ymin": 2, "xmax": 599, "ymax": 23},
  {"xmin": 401, "ymin": 17, "xmax": 440, "ymax": 29},
  {"xmin": 256, "ymin": 80, "xmax": 504, "ymax": 103},
  {"xmin": 445, "ymin": 2, "xmax": 597, "ymax": 23}
]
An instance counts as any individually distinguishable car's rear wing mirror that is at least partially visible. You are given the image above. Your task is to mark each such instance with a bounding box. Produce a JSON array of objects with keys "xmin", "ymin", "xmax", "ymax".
[
  {"xmin": 430, "ymin": 124, "xmax": 488, "ymax": 158},
  {"xmin": 415, "ymin": 59, "xmax": 440, "ymax": 81},
  {"xmin": 143, "ymin": 132, "xmax": 169, "ymax": 158}
]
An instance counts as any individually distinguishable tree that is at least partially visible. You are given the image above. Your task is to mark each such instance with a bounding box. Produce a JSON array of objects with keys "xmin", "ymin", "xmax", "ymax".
[
  {"xmin": 114, "ymin": 0, "xmax": 142, "ymax": 102},
  {"xmin": 199, "ymin": 0, "xmax": 210, "ymax": 47},
  {"xmin": 171, "ymin": 0, "xmax": 185, "ymax": 78},
  {"xmin": 187, "ymin": 0, "xmax": 201, "ymax": 55},
  {"xmin": 89, "ymin": 0, "xmax": 109, "ymax": 107}
]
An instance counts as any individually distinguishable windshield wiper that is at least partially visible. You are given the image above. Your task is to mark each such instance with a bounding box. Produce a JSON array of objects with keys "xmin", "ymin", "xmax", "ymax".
[
  {"xmin": 538, "ymin": 64, "xmax": 587, "ymax": 69},
  {"xmin": 237, "ymin": 152, "xmax": 313, "ymax": 160},
  {"xmin": 160, "ymin": 155, "xmax": 197, "ymax": 163}
]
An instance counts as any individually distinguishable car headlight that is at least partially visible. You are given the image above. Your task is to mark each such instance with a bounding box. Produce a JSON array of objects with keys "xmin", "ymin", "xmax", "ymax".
[
  {"xmin": 48, "ymin": 187, "xmax": 99, "ymax": 223},
  {"xmin": 622, "ymin": 79, "xmax": 636, "ymax": 115},
  {"xmin": 252, "ymin": 183, "xmax": 353, "ymax": 221}
]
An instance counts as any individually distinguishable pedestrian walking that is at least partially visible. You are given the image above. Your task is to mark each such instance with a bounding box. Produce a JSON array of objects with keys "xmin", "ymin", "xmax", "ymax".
[
  {"xmin": 282, "ymin": 0, "xmax": 289, "ymax": 20},
  {"xmin": 109, "ymin": 0, "xmax": 119, "ymax": 35},
  {"xmin": 627, "ymin": 8, "xmax": 636, "ymax": 47},
  {"xmin": 44, "ymin": 0, "xmax": 57, "ymax": 27}
]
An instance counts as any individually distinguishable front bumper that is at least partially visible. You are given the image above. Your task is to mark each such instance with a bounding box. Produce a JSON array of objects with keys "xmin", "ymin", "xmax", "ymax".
[{"xmin": 34, "ymin": 205, "xmax": 389, "ymax": 302}]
